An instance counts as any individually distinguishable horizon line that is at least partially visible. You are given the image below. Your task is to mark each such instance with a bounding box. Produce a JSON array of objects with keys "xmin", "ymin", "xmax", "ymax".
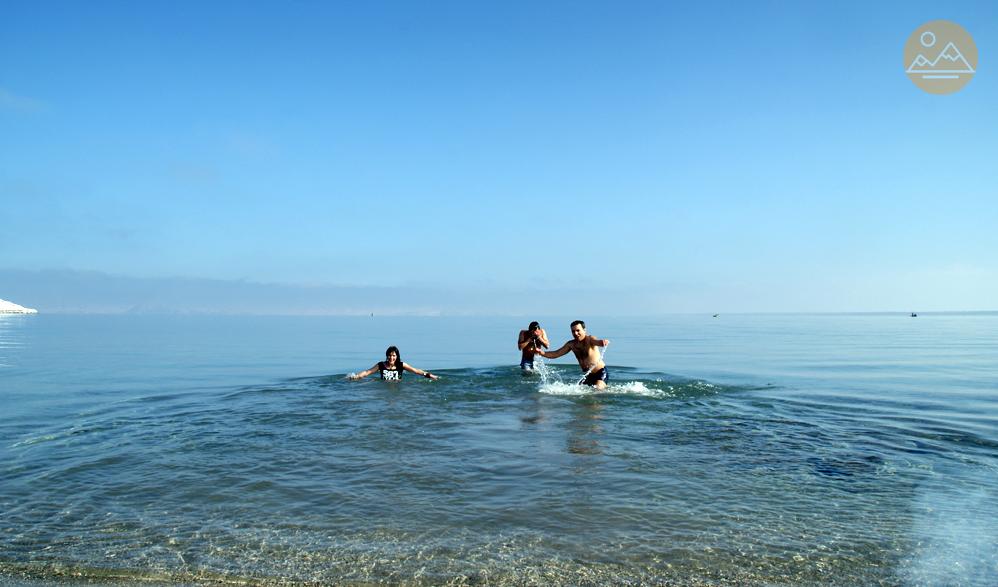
[{"xmin": 8, "ymin": 309, "xmax": 997, "ymax": 317}]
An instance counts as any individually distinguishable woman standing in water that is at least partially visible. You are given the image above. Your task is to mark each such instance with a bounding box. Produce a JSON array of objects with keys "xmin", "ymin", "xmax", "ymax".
[{"xmin": 348, "ymin": 346, "xmax": 439, "ymax": 381}]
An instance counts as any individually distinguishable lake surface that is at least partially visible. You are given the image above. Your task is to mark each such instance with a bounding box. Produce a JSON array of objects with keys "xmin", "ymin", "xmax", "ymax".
[{"xmin": 1, "ymin": 313, "xmax": 996, "ymax": 586}]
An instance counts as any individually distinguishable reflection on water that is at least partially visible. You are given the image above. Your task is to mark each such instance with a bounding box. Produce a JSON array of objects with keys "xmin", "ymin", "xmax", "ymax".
[
  {"xmin": 567, "ymin": 401, "xmax": 604, "ymax": 456},
  {"xmin": 0, "ymin": 315, "xmax": 30, "ymax": 369}
]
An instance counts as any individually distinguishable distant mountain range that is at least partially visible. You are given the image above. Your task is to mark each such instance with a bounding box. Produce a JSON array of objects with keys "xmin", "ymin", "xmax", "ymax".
[{"xmin": 0, "ymin": 269, "xmax": 670, "ymax": 316}]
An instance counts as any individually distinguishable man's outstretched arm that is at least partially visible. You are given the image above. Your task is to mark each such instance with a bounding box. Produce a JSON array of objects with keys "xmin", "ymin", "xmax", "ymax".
[{"xmin": 537, "ymin": 341, "xmax": 572, "ymax": 359}]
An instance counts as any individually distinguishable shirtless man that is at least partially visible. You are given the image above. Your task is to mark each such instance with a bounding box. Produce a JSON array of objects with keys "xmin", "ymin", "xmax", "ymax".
[
  {"xmin": 534, "ymin": 320, "xmax": 610, "ymax": 389},
  {"xmin": 517, "ymin": 321, "xmax": 549, "ymax": 371}
]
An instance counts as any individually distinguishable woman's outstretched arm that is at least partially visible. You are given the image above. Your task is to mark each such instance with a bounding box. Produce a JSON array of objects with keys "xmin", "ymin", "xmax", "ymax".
[
  {"xmin": 348, "ymin": 364, "xmax": 381, "ymax": 380},
  {"xmin": 402, "ymin": 362, "xmax": 439, "ymax": 380}
]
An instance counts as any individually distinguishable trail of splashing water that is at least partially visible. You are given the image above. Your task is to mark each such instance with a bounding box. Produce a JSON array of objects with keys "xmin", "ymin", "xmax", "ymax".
[
  {"xmin": 533, "ymin": 356, "xmax": 556, "ymax": 385},
  {"xmin": 534, "ymin": 345, "xmax": 667, "ymax": 397},
  {"xmin": 539, "ymin": 380, "xmax": 666, "ymax": 398}
]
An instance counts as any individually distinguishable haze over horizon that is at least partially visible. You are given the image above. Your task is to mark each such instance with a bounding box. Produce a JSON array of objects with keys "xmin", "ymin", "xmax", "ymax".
[
  {"xmin": 2, "ymin": 268, "xmax": 993, "ymax": 316},
  {"xmin": 3, "ymin": 1, "xmax": 997, "ymax": 314}
]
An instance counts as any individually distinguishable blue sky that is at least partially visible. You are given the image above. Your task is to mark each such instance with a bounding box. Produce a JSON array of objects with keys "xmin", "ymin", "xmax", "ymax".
[{"xmin": 2, "ymin": 1, "xmax": 997, "ymax": 313}]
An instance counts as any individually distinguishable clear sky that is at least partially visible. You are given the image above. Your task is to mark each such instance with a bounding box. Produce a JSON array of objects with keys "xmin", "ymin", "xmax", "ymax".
[{"xmin": 2, "ymin": 1, "xmax": 997, "ymax": 313}]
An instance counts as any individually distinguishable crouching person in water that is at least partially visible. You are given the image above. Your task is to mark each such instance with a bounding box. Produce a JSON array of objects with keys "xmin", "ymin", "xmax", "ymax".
[
  {"xmin": 348, "ymin": 346, "xmax": 439, "ymax": 381},
  {"xmin": 534, "ymin": 320, "xmax": 609, "ymax": 389}
]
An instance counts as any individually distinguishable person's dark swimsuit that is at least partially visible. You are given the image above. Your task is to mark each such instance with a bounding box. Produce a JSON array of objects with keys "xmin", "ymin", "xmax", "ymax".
[
  {"xmin": 581, "ymin": 367, "xmax": 609, "ymax": 387},
  {"xmin": 379, "ymin": 361, "xmax": 402, "ymax": 381}
]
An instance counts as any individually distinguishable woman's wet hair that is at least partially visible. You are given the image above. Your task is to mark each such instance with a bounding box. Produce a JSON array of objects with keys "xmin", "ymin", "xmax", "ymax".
[
  {"xmin": 528, "ymin": 321, "xmax": 540, "ymax": 331},
  {"xmin": 385, "ymin": 346, "xmax": 401, "ymax": 363}
]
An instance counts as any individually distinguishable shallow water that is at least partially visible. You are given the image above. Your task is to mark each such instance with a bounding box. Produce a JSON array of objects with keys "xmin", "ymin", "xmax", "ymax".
[{"xmin": 1, "ymin": 314, "xmax": 996, "ymax": 585}]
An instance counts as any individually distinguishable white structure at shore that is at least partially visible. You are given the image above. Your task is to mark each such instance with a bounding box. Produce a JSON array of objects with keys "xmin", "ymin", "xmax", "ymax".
[{"xmin": 0, "ymin": 299, "xmax": 38, "ymax": 314}]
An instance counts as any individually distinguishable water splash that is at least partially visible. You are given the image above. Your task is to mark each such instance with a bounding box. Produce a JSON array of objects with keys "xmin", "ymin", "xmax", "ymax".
[
  {"xmin": 533, "ymin": 346, "xmax": 664, "ymax": 397},
  {"xmin": 538, "ymin": 380, "xmax": 666, "ymax": 398},
  {"xmin": 532, "ymin": 357, "xmax": 556, "ymax": 385}
]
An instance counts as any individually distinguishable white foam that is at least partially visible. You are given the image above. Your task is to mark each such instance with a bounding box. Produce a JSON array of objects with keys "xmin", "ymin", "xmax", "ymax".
[
  {"xmin": 538, "ymin": 380, "xmax": 668, "ymax": 398},
  {"xmin": 532, "ymin": 357, "xmax": 556, "ymax": 382}
]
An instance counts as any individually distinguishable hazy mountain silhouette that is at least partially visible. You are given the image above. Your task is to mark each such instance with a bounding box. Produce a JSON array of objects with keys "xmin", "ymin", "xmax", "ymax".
[{"xmin": 0, "ymin": 269, "xmax": 675, "ymax": 315}]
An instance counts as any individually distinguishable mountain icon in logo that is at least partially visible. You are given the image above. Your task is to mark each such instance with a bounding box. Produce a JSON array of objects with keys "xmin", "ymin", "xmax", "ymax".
[
  {"xmin": 906, "ymin": 41, "xmax": 975, "ymax": 74},
  {"xmin": 904, "ymin": 20, "xmax": 977, "ymax": 94}
]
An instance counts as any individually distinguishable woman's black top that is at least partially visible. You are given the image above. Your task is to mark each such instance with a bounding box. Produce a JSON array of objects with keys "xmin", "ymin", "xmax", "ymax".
[{"xmin": 379, "ymin": 361, "xmax": 402, "ymax": 381}]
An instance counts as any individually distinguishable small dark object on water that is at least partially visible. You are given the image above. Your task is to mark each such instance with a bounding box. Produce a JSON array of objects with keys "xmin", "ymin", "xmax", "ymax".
[{"xmin": 911, "ymin": 312, "xmax": 917, "ymax": 317}]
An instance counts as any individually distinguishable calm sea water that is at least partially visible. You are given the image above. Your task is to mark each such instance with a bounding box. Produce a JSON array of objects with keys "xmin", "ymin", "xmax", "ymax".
[{"xmin": 1, "ymin": 313, "xmax": 996, "ymax": 586}]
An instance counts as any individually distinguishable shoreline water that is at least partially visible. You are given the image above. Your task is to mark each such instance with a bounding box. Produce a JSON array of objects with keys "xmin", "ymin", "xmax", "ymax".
[{"xmin": 2, "ymin": 314, "xmax": 996, "ymax": 586}]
